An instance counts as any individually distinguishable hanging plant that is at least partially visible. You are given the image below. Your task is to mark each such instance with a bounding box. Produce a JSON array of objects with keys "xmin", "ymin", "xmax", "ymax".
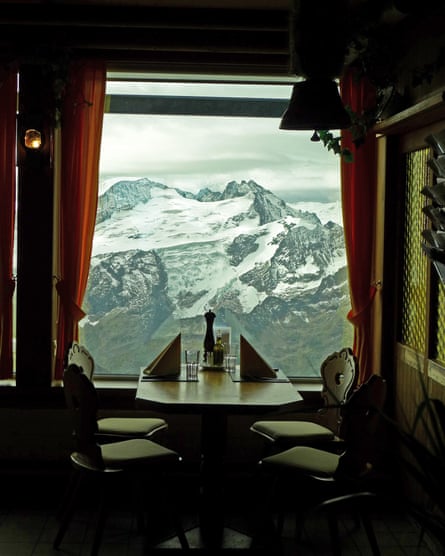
[
  {"xmin": 315, "ymin": 3, "xmax": 445, "ymax": 161},
  {"xmin": 315, "ymin": 130, "xmax": 353, "ymax": 162}
]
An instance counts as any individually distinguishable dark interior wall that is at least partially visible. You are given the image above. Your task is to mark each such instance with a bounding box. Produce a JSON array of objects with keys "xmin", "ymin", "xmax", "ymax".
[
  {"xmin": 0, "ymin": 382, "xmax": 323, "ymax": 469},
  {"xmin": 396, "ymin": 13, "xmax": 445, "ymax": 105},
  {"xmin": 0, "ymin": 406, "xmax": 323, "ymax": 472}
]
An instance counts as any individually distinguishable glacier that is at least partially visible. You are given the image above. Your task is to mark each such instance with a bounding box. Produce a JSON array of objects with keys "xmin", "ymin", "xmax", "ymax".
[{"xmin": 80, "ymin": 178, "xmax": 352, "ymax": 378}]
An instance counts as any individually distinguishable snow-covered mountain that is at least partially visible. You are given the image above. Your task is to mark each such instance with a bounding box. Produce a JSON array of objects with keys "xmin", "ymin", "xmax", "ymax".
[{"xmin": 81, "ymin": 178, "xmax": 352, "ymax": 376}]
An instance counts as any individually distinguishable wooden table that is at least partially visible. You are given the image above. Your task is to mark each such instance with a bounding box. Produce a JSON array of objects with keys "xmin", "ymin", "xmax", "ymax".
[{"xmin": 135, "ymin": 367, "xmax": 302, "ymax": 548}]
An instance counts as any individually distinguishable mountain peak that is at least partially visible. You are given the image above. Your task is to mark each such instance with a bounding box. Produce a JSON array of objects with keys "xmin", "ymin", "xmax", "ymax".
[
  {"xmin": 221, "ymin": 179, "xmax": 265, "ymax": 199},
  {"xmin": 97, "ymin": 178, "xmax": 167, "ymax": 223}
]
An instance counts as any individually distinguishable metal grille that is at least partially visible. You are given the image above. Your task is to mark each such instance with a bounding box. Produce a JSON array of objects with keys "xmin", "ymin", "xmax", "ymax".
[
  {"xmin": 432, "ymin": 146, "xmax": 445, "ymax": 362},
  {"xmin": 400, "ymin": 148, "xmax": 430, "ymax": 352}
]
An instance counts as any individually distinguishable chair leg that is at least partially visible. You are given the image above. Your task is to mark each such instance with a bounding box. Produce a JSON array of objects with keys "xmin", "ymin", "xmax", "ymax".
[
  {"xmin": 173, "ymin": 512, "xmax": 190, "ymax": 550},
  {"xmin": 160, "ymin": 483, "xmax": 190, "ymax": 550},
  {"xmin": 248, "ymin": 466, "xmax": 283, "ymax": 552},
  {"xmin": 53, "ymin": 470, "xmax": 83, "ymax": 549},
  {"xmin": 276, "ymin": 507, "xmax": 285, "ymax": 536},
  {"xmin": 360, "ymin": 511, "xmax": 381, "ymax": 556},
  {"xmin": 131, "ymin": 476, "xmax": 146, "ymax": 533},
  {"xmin": 56, "ymin": 468, "xmax": 82, "ymax": 520},
  {"xmin": 269, "ymin": 474, "xmax": 287, "ymax": 536},
  {"xmin": 152, "ymin": 490, "xmax": 190, "ymax": 550},
  {"xmin": 90, "ymin": 484, "xmax": 108, "ymax": 556},
  {"xmin": 327, "ymin": 511, "xmax": 342, "ymax": 556},
  {"xmin": 139, "ymin": 470, "xmax": 190, "ymax": 550},
  {"xmin": 55, "ymin": 470, "xmax": 109, "ymax": 556}
]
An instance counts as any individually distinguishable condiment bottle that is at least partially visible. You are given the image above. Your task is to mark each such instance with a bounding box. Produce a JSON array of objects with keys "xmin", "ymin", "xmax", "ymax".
[{"xmin": 213, "ymin": 333, "xmax": 224, "ymax": 366}]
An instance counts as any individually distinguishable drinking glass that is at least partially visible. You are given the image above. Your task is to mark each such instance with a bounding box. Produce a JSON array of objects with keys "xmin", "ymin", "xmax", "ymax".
[
  {"xmin": 185, "ymin": 349, "xmax": 200, "ymax": 381},
  {"xmin": 224, "ymin": 354, "xmax": 237, "ymax": 373}
]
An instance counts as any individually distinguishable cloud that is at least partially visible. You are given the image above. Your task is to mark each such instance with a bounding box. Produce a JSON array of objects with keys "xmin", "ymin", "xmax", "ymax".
[{"xmin": 99, "ymin": 107, "xmax": 341, "ymax": 199}]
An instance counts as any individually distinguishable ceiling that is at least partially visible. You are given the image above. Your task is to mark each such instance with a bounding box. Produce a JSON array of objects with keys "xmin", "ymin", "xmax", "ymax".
[
  {"xmin": 0, "ymin": 1, "xmax": 290, "ymax": 76},
  {"xmin": 1, "ymin": 1, "xmax": 444, "ymax": 79},
  {"xmin": 0, "ymin": 0, "xmax": 290, "ymax": 8}
]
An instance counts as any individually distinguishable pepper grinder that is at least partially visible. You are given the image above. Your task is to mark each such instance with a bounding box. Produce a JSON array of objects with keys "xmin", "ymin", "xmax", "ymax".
[{"xmin": 203, "ymin": 308, "xmax": 216, "ymax": 363}]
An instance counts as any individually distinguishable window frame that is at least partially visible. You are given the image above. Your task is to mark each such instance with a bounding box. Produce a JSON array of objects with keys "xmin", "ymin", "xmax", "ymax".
[{"xmin": 80, "ymin": 74, "xmax": 351, "ymax": 382}]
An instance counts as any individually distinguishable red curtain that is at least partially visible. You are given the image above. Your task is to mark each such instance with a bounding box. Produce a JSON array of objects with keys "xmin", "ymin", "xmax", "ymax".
[
  {"xmin": 55, "ymin": 60, "xmax": 106, "ymax": 379},
  {"xmin": 340, "ymin": 68, "xmax": 378, "ymax": 384},
  {"xmin": 0, "ymin": 68, "xmax": 17, "ymax": 379}
]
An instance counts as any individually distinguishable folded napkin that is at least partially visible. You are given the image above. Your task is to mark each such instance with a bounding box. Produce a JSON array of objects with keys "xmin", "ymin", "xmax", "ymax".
[
  {"xmin": 239, "ymin": 335, "xmax": 276, "ymax": 379},
  {"xmin": 143, "ymin": 333, "xmax": 181, "ymax": 377}
]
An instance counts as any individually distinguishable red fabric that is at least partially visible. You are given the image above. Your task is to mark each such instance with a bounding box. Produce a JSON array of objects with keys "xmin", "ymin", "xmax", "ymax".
[
  {"xmin": 0, "ymin": 68, "xmax": 17, "ymax": 379},
  {"xmin": 340, "ymin": 68, "xmax": 378, "ymax": 384},
  {"xmin": 55, "ymin": 60, "xmax": 106, "ymax": 379}
]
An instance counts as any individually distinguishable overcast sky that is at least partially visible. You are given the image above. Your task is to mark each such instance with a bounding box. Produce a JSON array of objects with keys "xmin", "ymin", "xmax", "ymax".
[{"xmin": 99, "ymin": 80, "xmax": 341, "ymax": 202}]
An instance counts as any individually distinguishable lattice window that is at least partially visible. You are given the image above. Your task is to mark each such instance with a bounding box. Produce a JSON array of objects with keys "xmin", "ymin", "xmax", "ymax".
[{"xmin": 400, "ymin": 148, "xmax": 431, "ymax": 352}]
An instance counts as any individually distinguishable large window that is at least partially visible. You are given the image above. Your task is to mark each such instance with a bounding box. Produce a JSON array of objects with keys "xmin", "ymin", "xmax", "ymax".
[{"xmin": 79, "ymin": 77, "xmax": 353, "ymax": 378}]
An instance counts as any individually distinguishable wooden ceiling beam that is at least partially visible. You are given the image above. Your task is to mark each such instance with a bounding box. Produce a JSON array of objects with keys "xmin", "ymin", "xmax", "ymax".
[
  {"xmin": 0, "ymin": 4, "xmax": 291, "ymax": 75},
  {"xmin": 0, "ymin": 5, "xmax": 288, "ymax": 30}
]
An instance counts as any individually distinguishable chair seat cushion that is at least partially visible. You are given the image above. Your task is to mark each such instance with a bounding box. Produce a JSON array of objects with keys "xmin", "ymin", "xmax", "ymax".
[
  {"xmin": 261, "ymin": 445, "xmax": 340, "ymax": 477},
  {"xmin": 71, "ymin": 438, "xmax": 179, "ymax": 471},
  {"xmin": 97, "ymin": 417, "xmax": 167, "ymax": 437},
  {"xmin": 100, "ymin": 438, "xmax": 179, "ymax": 469},
  {"xmin": 251, "ymin": 420, "xmax": 335, "ymax": 443}
]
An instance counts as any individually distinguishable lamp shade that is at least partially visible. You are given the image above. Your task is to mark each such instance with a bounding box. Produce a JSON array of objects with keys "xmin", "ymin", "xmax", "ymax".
[{"xmin": 279, "ymin": 78, "xmax": 351, "ymax": 131}]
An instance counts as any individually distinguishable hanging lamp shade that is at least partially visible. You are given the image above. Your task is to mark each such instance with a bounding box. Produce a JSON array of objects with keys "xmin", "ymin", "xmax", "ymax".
[{"xmin": 279, "ymin": 78, "xmax": 351, "ymax": 131}]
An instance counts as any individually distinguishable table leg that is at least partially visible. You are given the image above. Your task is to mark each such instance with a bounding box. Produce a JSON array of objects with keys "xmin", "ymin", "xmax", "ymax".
[{"xmin": 199, "ymin": 411, "xmax": 227, "ymax": 547}]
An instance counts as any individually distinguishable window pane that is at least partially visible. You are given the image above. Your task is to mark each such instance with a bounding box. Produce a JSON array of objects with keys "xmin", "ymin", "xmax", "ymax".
[{"xmin": 79, "ymin": 80, "xmax": 352, "ymax": 378}]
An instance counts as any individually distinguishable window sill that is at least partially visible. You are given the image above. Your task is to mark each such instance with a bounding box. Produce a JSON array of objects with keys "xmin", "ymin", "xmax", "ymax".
[{"xmin": 92, "ymin": 376, "xmax": 139, "ymax": 389}]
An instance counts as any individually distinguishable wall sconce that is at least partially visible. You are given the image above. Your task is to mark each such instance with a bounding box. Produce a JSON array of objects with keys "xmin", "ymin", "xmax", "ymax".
[
  {"xmin": 23, "ymin": 128, "xmax": 44, "ymax": 150},
  {"xmin": 17, "ymin": 115, "xmax": 49, "ymax": 168}
]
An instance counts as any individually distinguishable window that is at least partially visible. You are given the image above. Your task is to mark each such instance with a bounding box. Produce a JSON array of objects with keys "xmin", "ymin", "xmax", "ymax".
[{"xmin": 79, "ymin": 76, "xmax": 353, "ymax": 378}]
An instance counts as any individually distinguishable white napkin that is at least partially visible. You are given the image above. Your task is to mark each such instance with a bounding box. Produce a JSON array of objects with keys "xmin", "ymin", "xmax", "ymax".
[
  {"xmin": 143, "ymin": 333, "xmax": 181, "ymax": 377},
  {"xmin": 239, "ymin": 335, "xmax": 276, "ymax": 378}
]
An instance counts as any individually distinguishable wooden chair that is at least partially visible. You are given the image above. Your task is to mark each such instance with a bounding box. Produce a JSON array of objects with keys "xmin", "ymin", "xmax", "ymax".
[
  {"xmin": 66, "ymin": 342, "xmax": 168, "ymax": 442},
  {"xmin": 54, "ymin": 363, "xmax": 189, "ymax": 555},
  {"xmin": 252, "ymin": 374, "xmax": 387, "ymax": 556},
  {"xmin": 250, "ymin": 347, "xmax": 357, "ymax": 453}
]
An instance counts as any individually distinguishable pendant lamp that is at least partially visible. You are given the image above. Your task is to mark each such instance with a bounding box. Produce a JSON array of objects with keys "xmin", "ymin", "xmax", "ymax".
[{"xmin": 279, "ymin": 77, "xmax": 351, "ymax": 131}]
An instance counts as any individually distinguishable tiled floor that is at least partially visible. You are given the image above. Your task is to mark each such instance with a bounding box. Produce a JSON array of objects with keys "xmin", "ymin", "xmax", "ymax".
[{"xmin": 0, "ymin": 467, "xmax": 439, "ymax": 556}]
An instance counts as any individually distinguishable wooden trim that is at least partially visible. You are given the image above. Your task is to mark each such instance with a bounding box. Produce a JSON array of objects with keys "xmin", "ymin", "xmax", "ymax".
[
  {"xmin": 375, "ymin": 91, "xmax": 445, "ymax": 136},
  {"xmin": 371, "ymin": 135, "xmax": 386, "ymax": 377}
]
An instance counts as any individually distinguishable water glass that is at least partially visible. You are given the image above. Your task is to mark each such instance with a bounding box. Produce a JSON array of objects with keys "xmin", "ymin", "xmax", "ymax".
[
  {"xmin": 224, "ymin": 354, "xmax": 237, "ymax": 373},
  {"xmin": 185, "ymin": 349, "xmax": 200, "ymax": 381}
]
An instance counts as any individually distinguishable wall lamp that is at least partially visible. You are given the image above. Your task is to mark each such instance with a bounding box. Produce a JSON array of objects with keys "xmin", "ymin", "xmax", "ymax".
[
  {"xmin": 17, "ymin": 114, "xmax": 49, "ymax": 168},
  {"xmin": 23, "ymin": 128, "xmax": 44, "ymax": 150}
]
